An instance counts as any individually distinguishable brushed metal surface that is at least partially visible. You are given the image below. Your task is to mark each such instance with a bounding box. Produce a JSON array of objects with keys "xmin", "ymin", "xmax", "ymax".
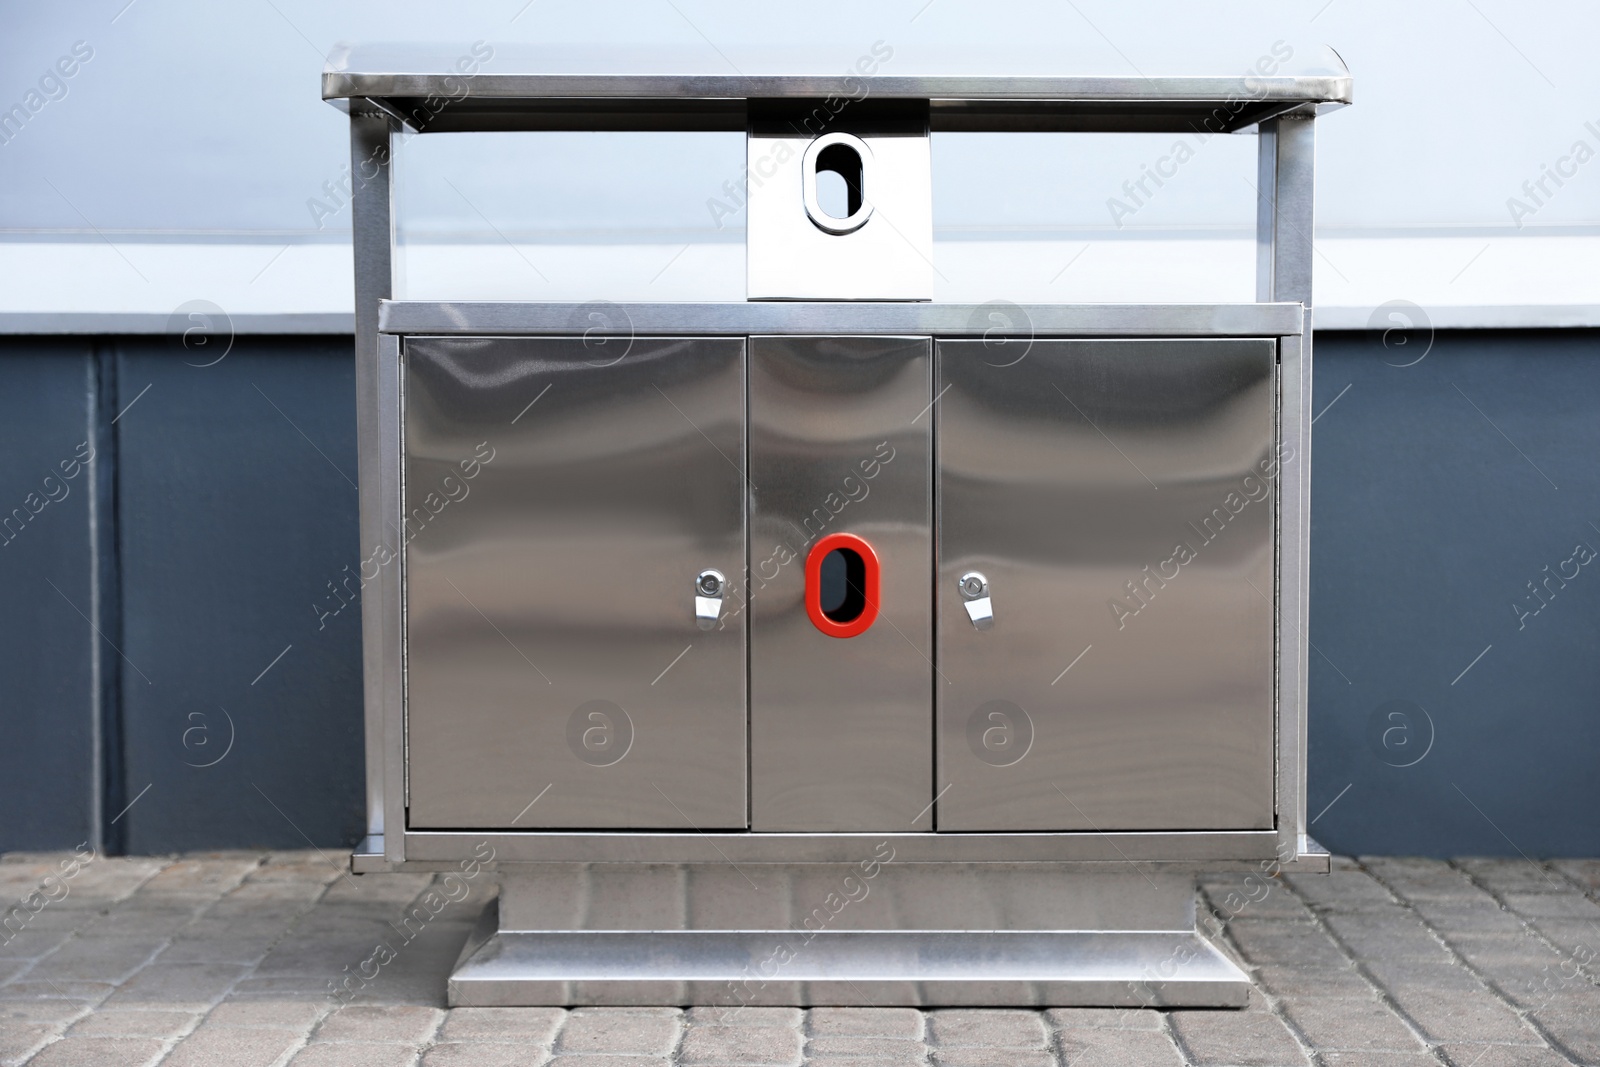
[
  {"xmin": 360, "ymin": 831, "xmax": 1332, "ymax": 871},
  {"xmin": 747, "ymin": 116, "xmax": 932, "ymax": 301},
  {"xmin": 404, "ymin": 336, "xmax": 747, "ymax": 829},
  {"xmin": 322, "ymin": 46, "xmax": 1350, "ymax": 139},
  {"xmin": 379, "ymin": 301, "xmax": 1305, "ymax": 338},
  {"xmin": 1258, "ymin": 117, "xmax": 1317, "ymax": 858},
  {"xmin": 350, "ymin": 109, "xmax": 394, "ymax": 845},
  {"xmin": 1279, "ymin": 332, "xmax": 1311, "ymax": 861},
  {"xmin": 494, "ymin": 863, "xmax": 1195, "ymax": 931},
  {"xmin": 748, "ymin": 336, "xmax": 932, "ymax": 831},
  {"xmin": 399, "ymin": 828, "xmax": 1287, "ymax": 864},
  {"xmin": 936, "ymin": 339, "xmax": 1277, "ymax": 832},
  {"xmin": 448, "ymin": 898, "xmax": 1250, "ymax": 1007},
  {"xmin": 322, "ymin": 52, "xmax": 1353, "ymax": 105}
]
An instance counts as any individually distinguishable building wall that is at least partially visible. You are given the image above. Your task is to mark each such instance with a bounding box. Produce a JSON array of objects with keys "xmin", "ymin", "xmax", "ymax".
[
  {"xmin": 2, "ymin": 328, "xmax": 1596, "ymax": 857},
  {"xmin": 0, "ymin": 336, "xmax": 365, "ymax": 855}
]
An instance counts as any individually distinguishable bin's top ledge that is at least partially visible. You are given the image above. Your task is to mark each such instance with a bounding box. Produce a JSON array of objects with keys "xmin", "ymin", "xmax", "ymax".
[{"xmin": 321, "ymin": 43, "xmax": 1351, "ymax": 135}]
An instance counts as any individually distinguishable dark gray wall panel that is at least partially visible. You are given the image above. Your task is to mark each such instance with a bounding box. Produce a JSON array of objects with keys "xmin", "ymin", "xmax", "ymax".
[
  {"xmin": 1309, "ymin": 329, "xmax": 1600, "ymax": 857},
  {"xmin": 0, "ymin": 341, "xmax": 98, "ymax": 851},
  {"xmin": 114, "ymin": 337, "xmax": 364, "ymax": 852}
]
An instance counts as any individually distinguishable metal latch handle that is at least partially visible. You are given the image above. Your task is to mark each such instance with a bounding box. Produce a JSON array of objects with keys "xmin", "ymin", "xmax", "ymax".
[
  {"xmin": 695, "ymin": 569, "xmax": 726, "ymax": 631},
  {"xmin": 959, "ymin": 571, "xmax": 993, "ymax": 631}
]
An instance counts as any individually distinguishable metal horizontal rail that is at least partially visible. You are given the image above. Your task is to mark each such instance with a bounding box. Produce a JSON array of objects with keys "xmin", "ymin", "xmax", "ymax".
[
  {"xmin": 378, "ymin": 301, "xmax": 1305, "ymax": 337},
  {"xmin": 323, "ymin": 61, "xmax": 1351, "ymax": 133}
]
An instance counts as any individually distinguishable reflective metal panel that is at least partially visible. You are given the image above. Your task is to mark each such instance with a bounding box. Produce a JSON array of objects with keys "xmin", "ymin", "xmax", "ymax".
[
  {"xmin": 746, "ymin": 116, "xmax": 933, "ymax": 302},
  {"xmin": 404, "ymin": 336, "xmax": 746, "ymax": 829},
  {"xmin": 749, "ymin": 336, "xmax": 932, "ymax": 831},
  {"xmin": 936, "ymin": 339, "xmax": 1276, "ymax": 831}
]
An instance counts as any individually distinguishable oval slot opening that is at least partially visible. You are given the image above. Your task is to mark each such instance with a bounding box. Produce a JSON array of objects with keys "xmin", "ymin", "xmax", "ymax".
[
  {"xmin": 802, "ymin": 133, "xmax": 874, "ymax": 235},
  {"xmin": 818, "ymin": 546, "xmax": 867, "ymax": 624},
  {"xmin": 814, "ymin": 142, "xmax": 863, "ymax": 220},
  {"xmin": 805, "ymin": 533, "xmax": 880, "ymax": 638}
]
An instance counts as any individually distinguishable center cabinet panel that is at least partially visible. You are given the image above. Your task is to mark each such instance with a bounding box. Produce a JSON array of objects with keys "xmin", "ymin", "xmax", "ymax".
[
  {"xmin": 403, "ymin": 336, "xmax": 748, "ymax": 830},
  {"xmin": 748, "ymin": 336, "xmax": 934, "ymax": 832},
  {"xmin": 935, "ymin": 338, "xmax": 1278, "ymax": 832}
]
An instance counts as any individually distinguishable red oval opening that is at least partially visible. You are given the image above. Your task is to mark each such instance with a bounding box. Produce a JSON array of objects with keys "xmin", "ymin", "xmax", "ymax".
[{"xmin": 805, "ymin": 533, "xmax": 880, "ymax": 638}]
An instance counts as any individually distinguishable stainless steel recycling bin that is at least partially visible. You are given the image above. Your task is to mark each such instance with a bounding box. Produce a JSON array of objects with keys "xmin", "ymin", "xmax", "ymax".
[{"xmin": 325, "ymin": 47, "xmax": 1350, "ymax": 1008}]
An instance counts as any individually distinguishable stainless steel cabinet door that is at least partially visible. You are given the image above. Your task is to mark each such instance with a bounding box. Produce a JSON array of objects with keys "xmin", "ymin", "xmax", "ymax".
[
  {"xmin": 749, "ymin": 336, "xmax": 933, "ymax": 831},
  {"xmin": 404, "ymin": 337, "xmax": 747, "ymax": 829},
  {"xmin": 936, "ymin": 339, "xmax": 1277, "ymax": 831}
]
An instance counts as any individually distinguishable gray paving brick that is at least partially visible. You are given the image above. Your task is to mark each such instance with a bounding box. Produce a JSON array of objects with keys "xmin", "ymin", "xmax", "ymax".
[
  {"xmin": 162, "ymin": 1026, "xmax": 305, "ymax": 1067},
  {"xmin": 26, "ymin": 936, "xmax": 166, "ymax": 982},
  {"xmin": 930, "ymin": 1048, "xmax": 1054, "ymax": 1067},
  {"xmin": 807, "ymin": 1007, "xmax": 923, "ymax": 1038},
  {"xmin": 1227, "ymin": 921, "xmax": 1349, "ymax": 968},
  {"xmin": 687, "ymin": 1006, "xmax": 800, "ymax": 1028},
  {"xmin": 680, "ymin": 1023, "xmax": 803, "ymax": 1064},
  {"xmin": 1325, "ymin": 928, "xmax": 1455, "ymax": 963},
  {"xmin": 1280, "ymin": 997, "xmax": 1424, "ymax": 1051},
  {"xmin": 1455, "ymin": 860, "xmax": 1569, "ymax": 895},
  {"xmin": 555, "ymin": 1010, "xmax": 681, "ymax": 1055},
  {"xmin": 544, "ymin": 1058, "xmax": 669, "ymax": 1067},
  {"xmin": 66, "ymin": 1008, "xmax": 197, "ymax": 1038},
  {"xmin": 1363, "ymin": 958, "xmax": 1489, "ymax": 993},
  {"xmin": 1385, "ymin": 988, "xmax": 1541, "ymax": 1044},
  {"xmin": 1476, "ymin": 961, "xmax": 1594, "ymax": 1010},
  {"xmin": 1361, "ymin": 858, "xmax": 1471, "ymax": 895},
  {"xmin": 0, "ymin": 998, "xmax": 95, "ymax": 1025},
  {"xmin": 100, "ymin": 962, "xmax": 251, "ymax": 1010},
  {"xmin": 436, "ymin": 1006, "xmax": 564, "ymax": 1041},
  {"xmin": 321, "ymin": 875, "xmax": 438, "ymax": 906},
  {"xmin": 926, "ymin": 1009, "xmax": 1047, "ymax": 1048},
  {"xmin": 1525, "ymin": 916, "xmax": 1600, "ymax": 953},
  {"xmin": 0, "ymin": 1023, "xmax": 59, "ymax": 1066},
  {"xmin": 23, "ymin": 1035, "xmax": 168, "ymax": 1067},
  {"xmin": 420, "ymin": 1042, "xmax": 544, "ymax": 1067},
  {"xmin": 1529, "ymin": 999, "xmax": 1600, "ymax": 1063},
  {"xmin": 1285, "ymin": 870, "xmax": 1394, "ymax": 912},
  {"xmin": 203, "ymin": 997, "xmax": 330, "ymax": 1030},
  {"xmin": 251, "ymin": 853, "xmax": 345, "ymax": 884},
  {"xmin": 1499, "ymin": 892, "xmax": 1600, "ymax": 920},
  {"xmin": 1418, "ymin": 903, "xmax": 1532, "ymax": 937},
  {"xmin": 79, "ymin": 905, "xmax": 205, "ymax": 940},
  {"xmin": 1044, "ymin": 1006, "xmax": 1163, "ymax": 1030},
  {"xmin": 314, "ymin": 1004, "xmax": 444, "ymax": 1044},
  {"xmin": 132, "ymin": 857, "xmax": 261, "ymax": 900},
  {"xmin": 1551, "ymin": 859, "xmax": 1600, "ymax": 894},
  {"xmin": 1054, "ymin": 1027, "xmax": 1184, "ymax": 1065},
  {"xmin": 1437, "ymin": 1044, "xmax": 1574, "ymax": 1067},
  {"xmin": 1317, "ymin": 1053, "xmax": 1433, "ymax": 1066},
  {"xmin": 157, "ymin": 937, "xmax": 279, "ymax": 965},
  {"xmin": 1168, "ymin": 1011, "xmax": 1310, "ymax": 1066},
  {"xmin": 220, "ymin": 882, "xmax": 330, "ymax": 908},
  {"xmin": 0, "ymin": 980, "xmax": 115, "ymax": 1001},
  {"xmin": 228, "ymin": 976, "xmax": 342, "ymax": 997},
  {"xmin": 0, "ymin": 924, "xmax": 83, "ymax": 961},
  {"xmin": 289, "ymin": 1042, "xmax": 419, "ymax": 1067},
  {"xmin": 1444, "ymin": 931, "xmax": 1561, "ymax": 964},
  {"xmin": 1252, "ymin": 962, "xmax": 1373, "ymax": 999},
  {"xmin": 805, "ymin": 1035, "xmax": 927, "ymax": 1059}
]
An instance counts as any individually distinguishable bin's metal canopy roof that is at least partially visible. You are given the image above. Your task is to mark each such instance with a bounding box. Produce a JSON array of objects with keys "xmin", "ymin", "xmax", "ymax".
[{"xmin": 322, "ymin": 44, "xmax": 1351, "ymax": 134}]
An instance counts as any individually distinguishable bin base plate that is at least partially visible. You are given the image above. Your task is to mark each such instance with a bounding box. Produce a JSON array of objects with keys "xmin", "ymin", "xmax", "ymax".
[{"xmin": 448, "ymin": 897, "xmax": 1250, "ymax": 1007}]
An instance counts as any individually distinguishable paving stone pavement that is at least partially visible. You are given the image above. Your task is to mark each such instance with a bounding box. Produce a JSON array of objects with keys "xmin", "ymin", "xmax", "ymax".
[{"xmin": 3, "ymin": 851, "xmax": 1599, "ymax": 1065}]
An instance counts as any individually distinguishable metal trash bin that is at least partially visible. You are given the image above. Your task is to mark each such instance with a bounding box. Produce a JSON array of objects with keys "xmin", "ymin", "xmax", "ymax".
[{"xmin": 325, "ymin": 48, "xmax": 1349, "ymax": 1007}]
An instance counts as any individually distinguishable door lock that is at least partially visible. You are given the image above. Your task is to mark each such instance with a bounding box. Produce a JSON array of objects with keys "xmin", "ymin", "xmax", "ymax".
[
  {"xmin": 958, "ymin": 571, "xmax": 994, "ymax": 631},
  {"xmin": 695, "ymin": 569, "xmax": 726, "ymax": 630}
]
